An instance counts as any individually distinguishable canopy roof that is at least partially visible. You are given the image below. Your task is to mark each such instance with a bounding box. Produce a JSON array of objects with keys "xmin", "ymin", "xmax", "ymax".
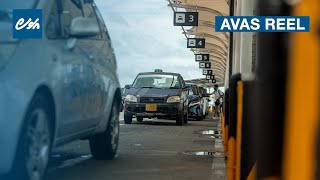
[
  {"xmin": 168, "ymin": 0, "xmax": 229, "ymax": 86},
  {"xmin": 185, "ymin": 78, "xmax": 224, "ymax": 87}
]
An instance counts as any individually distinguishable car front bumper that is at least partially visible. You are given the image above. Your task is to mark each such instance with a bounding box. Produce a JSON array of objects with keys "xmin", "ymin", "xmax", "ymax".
[{"xmin": 124, "ymin": 102, "xmax": 182, "ymax": 118}]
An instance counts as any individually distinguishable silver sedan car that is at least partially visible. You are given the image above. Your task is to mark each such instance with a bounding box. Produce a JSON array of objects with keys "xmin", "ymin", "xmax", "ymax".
[{"xmin": 0, "ymin": 1, "xmax": 121, "ymax": 180}]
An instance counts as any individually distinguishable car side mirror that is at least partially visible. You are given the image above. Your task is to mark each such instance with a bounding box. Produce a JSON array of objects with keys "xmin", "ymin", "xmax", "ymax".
[
  {"xmin": 69, "ymin": 17, "xmax": 100, "ymax": 38},
  {"xmin": 125, "ymin": 85, "xmax": 131, "ymax": 89}
]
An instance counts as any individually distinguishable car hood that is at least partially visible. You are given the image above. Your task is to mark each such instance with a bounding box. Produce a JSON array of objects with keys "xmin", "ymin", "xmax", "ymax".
[{"xmin": 126, "ymin": 88, "xmax": 181, "ymax": 97}]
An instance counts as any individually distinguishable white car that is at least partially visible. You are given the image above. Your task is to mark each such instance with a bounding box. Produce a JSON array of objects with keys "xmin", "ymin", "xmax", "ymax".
[
  {"xmin": 0, "ymin": 1, "xmax": 121, "ymax": 180},
  {"xmin": 199, "ymin": 87, "xmax": 210, "ymax": 117}
]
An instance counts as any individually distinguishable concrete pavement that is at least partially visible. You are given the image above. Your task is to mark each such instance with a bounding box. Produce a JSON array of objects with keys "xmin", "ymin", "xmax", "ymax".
[{"xmin": 47, "ymin": 113, "xmax": 226, "ymax": 180}]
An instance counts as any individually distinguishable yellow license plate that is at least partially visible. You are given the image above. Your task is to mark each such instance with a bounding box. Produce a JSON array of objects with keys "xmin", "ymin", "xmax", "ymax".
[{"xmin": 145, "ymin": 104, "xmax": 157, "ymax": 111}]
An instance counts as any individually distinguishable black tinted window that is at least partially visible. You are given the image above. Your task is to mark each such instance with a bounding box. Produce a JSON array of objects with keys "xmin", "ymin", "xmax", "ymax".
[{"xmin": 192, "ymin": 86, "xmax": 198, "ymax": 95}]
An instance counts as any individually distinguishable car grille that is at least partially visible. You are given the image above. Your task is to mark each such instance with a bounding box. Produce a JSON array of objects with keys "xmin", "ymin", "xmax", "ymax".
[{"xmin": 139, "ymin": 97, "xmax": 165, "ymax": 103}]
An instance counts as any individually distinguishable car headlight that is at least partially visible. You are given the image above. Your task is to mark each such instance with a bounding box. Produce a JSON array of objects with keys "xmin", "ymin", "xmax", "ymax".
[
  {"xmin": 125, "ymin": 95, "xmax": 137, "ymax": 102},
  {"xmin": 167, "ymin": 96, "xmax": 181, "ymax": 103}
]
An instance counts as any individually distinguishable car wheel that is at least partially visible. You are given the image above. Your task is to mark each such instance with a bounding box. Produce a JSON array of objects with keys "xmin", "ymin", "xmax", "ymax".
[
  {"xmin": 124, "ymin": 114, "xmax": 133, "ymax": 124},
  {"xmin": 176, "ymin": 114, "xmax": 184, "ymax": 126},
  {"xmin": 196, "ymin": 113, "xmax": 203, "ymax": 121},
  {"xmin": 11, "ymin": 94, "xmax": 52, "ymax": 180},
  {"xmin": 184, "ymin": 112, "xmax": 188, "ymax": 124},
  {"xmin": 196, "ymin": 108, "xmax": 203, "ymax": 121},
  {"xmin": 89, "ymin": 100, "xmax": 120, "ymax": 160},
  {"xmin": 120, "ymin": 102, "xmax": 124, "ymax": 112},
  {"xmin": 136, "ymin": 117, "xmax": 143, "ymax": 122}
]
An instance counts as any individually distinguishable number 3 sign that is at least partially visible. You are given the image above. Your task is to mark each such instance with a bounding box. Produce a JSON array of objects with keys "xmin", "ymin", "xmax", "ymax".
[{"xmin": 173, "ymin": 12, "xmax": 198, "ymax": 26}]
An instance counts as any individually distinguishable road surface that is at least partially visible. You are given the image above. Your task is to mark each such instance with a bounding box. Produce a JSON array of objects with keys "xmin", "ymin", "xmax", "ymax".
[{"xmin": 47, "ymin": 113, "xmax": 226, "ymax": 180}]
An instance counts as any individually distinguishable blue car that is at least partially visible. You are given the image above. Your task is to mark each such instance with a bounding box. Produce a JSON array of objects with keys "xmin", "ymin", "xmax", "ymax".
[
  {"xmin": 123, "ymin": 72, "xmax": 189, "ymax": 125},
  {"xmin": 186, "ymin": 83, "xmax": 209, "ymax": 121}
]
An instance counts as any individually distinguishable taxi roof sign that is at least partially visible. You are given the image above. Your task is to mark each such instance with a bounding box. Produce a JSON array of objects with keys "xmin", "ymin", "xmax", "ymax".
[{"xmin": 154, "ymin": 69, "xmax": 163, "ymax": 73}]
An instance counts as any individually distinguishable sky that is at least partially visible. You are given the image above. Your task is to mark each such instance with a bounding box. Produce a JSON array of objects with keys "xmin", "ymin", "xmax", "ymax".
[{"xmin": 94, "ymin": 0, "xmax": 204, "ymax": 87}]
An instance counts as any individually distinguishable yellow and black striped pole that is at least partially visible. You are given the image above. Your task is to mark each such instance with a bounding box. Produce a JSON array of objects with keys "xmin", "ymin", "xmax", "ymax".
[
  {"xmin": 227, "ymin": 74, "xmax": 241, "ymax": 180},
  {"xmin": 239, "ymin": 80, "xmax": 257, "ymax": 180},
  {"xmin": 224, "ymin": 88, "xmax": 230, "ymax": 154},
  {"xmin": 235, "ymin": 81, "xmax": 244, "ymax": 180},
  {"xmin": 282, "ymin": 0, "xmax": 320, "ymax": 179},
  {"xmin": 255, "ymin": 0, "xmax": 292, "ymax": 179}
]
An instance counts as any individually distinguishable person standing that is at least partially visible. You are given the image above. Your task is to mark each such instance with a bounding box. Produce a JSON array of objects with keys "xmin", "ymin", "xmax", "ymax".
[{"xmin": 213, "ymin": 84, "xmax": 224, "ymax": 118}]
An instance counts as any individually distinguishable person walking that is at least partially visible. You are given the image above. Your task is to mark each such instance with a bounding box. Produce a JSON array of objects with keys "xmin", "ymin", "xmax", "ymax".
[{"xmin": 213, "ymin": 84, "xmax": 224, "ymax": 118}]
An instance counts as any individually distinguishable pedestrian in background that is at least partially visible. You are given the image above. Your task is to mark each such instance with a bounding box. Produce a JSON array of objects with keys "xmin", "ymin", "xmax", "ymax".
[{"xmin": 213, "ymin": 84, "xmax": 224, "ymax": 118}]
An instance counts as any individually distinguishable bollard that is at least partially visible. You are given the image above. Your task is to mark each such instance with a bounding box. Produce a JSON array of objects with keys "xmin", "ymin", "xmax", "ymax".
[
  {"xmin": 224, "ymin": 88, "xmax": 230, "ymax": 154},
  {"xmin": 241, "ymin": 81, "xmax": 257, "ymax": 180},
  {"xmin": 255, "ymin": 0, "xmax": 291, "ymax": 178},
  {"xmin": 227, "ymin": 74, "xmax": 241, "ymax": 180},
  {"xmin": 282, "ymin": 1, "xmax": 320, "ymax": 180},
  {"xmin": 235, "ymin": 81, "xmax": 244, "ymax": 180}
]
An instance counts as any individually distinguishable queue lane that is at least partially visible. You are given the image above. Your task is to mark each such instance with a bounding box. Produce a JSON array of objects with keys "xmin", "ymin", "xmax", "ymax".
[{"xmin": 47, "ymin": 113, "xmax": 226, "ymax": 180}]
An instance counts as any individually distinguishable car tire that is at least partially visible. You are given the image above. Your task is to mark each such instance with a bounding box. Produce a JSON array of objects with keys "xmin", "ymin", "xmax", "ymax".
[
  {"xmin": 89, "ymin": 99, "xmax": 120, "ymax": 160},
  {"xmin": 184, "ymin": 112, "xmax": 188, "ymax": 124},
  {"xmin": 124, "ymin": 114, "xmax": 133, "ymax": 124},
  {"xmin": 196, "ymin": 107, "xmax": 203, "ymax": 121},
  {"xmin": 176, "ymin": 115, "xmax": 184, "ymax": 126},
  {"xmin": 120, "ymin": 102, "xmax": 124, "ymax": 112},
  {"xmin": 196, "ymin": 113, "xmax": 203, "ymax": 121},
  {"xmin": 204, "ymin": 112, "xmax": 208, "ymax": 118},
  {"xmin": 10, "ymin": 93, "xmax": 53, "ymax": 180},
  {"xmin": 136, "ymin": 117, "xmax": 143, "ymax": 122}
]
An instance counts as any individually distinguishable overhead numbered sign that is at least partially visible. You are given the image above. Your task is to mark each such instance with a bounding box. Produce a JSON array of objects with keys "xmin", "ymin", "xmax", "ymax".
[
  {"xmin": 199, "ymin": 62, "xmax": 211, "ymax": 69},
  {"xmin": 174, "ymin": 12, "xmax": 198, "ymax": 26},
  {"xmin": 206, "ymin": 75, "xmax": 215, "ymax": 80},
  {"xmin": 187, "ymin": 38, "xmax": 205, "ymax": 48},
  {"xmin": 203, "ymin": 69, "xmax": 213, "ymax": 75},
  {"xmin": 195, "ymin": 54, "xmax": 209, "ymax": 61},
  {"xmin": 208, "ymin": 79, "xmax": 217, "ymax": 83}
]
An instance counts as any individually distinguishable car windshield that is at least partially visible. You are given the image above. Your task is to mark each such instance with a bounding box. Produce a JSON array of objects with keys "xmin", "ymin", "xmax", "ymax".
[
  {"xmin": 0, "ymin": 1, "xmax": 37, "ymax": 22},
  {"xmin": 132, "ymin": 74, "xmax": 181, "ymax": 89},
  {"xmin": 2, "ymin": 1, "xmax": 36, "ymax": 10}
]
